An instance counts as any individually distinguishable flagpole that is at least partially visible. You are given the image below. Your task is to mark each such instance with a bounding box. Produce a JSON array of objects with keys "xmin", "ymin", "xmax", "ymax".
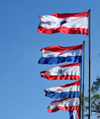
[
  {"xmin": 80, "ymin": 62, "xmax": 82, "ymax": 119},
  {"xmin": 89, "ymin": 9, "xmax": 91, "ymax": 119},
  {"xmin": 82, "ymin": 40, "xmax": 85, "ymax": 119}
]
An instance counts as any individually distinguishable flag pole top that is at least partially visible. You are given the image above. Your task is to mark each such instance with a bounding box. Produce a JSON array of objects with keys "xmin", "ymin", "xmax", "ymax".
[{"xmin": 89, "ymin": 9, "xmax": 91, "ymax": 12}]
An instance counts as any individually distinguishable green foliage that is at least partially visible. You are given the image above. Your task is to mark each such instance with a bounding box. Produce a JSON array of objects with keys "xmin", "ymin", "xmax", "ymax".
[{"xmin": 81, "ymin": 77, "xmax": 100, "ymax": 118}]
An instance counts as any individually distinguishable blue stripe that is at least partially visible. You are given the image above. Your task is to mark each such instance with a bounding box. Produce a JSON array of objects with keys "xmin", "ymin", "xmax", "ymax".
[
  {"xmin": 69, "ymin": 111, "xmax": 74, "ymax": 119},
  {"xmin": 45, "ymin": 91, "xmax": 79, "ymax": 99},
  {"xmin": 60, "ymin": 20, "xmax": 67, "ymax": 25},
  {"xmin": 38, "ymin": 56, "xmax": 82, "ymax": 64}
]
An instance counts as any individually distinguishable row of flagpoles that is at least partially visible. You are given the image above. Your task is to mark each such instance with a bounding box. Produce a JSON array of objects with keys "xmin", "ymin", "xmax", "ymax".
[{"xmin": 37, "ymin": 10, "xmax": 91, "ymax": 119}]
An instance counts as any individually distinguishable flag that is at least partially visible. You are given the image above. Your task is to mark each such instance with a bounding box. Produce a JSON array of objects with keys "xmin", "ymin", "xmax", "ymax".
[
  {"xmin": 47, "ymin": 98, "xmax": 80, "ymax": 117},
  {"xmin": 69, "ymin": 110, "xmax": 79, "ymax": 119},
  {"xmin": 38, "ymin": 45, "xmax": 83, "ymax": 64},
  {"xmin": 38, "ymin": 11, "xmax": 88, "ymax": 35},
  {"xmin": 44, "ymin": 81, "xmax": 80, "ymax": 99},
  {"xmin": 41, "ymin": 63, "xmax": 80, "ymax": 80}
]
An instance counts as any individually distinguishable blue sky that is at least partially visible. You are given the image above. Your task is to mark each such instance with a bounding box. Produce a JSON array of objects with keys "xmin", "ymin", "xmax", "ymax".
[{"xmin": 0, "ymin": 0, "xmax": 100, "ymax": 119}]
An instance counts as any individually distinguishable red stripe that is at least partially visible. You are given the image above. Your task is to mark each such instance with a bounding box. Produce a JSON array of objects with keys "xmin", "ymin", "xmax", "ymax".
[
  {"xmin": 40, "ymin": 70, "xmax": 46, "ymax": 74},
  {"xmin": 42, "ymin": 63, "xmax": 80, "ymax": 69},
  {"xmin": 39, "ymin": 44, "xmax": 83, "ymax": 53},
  {"xmin": 48, "ymin": 105, "xmax": 80, "ymax": 119},
  {"xmin": 48, "ymin": 105, "xmax": 79, "ymax": 112},
  {"xmin": 38, "ymin": 15, "xmax": 40, "ymax": 17},
  {"xmin": 41, "ymin": 74, "xmax": 80, "ymax": 81},
  {"xmin": 58, "ymin": 62, "xmax": 80, "ymax": 67},
  {"xmin": 51, "ymin": 98, "xmax": 71, "ymax": 103},
  {"xmin": 50, "ymin": 11, "xmax": 88, "ymax": 19},
  {"xmin": 44, "ymin": 80, "xmax": 80, "ymax": 91},
  {"xmin": 60, "ymin": 81, "xmax": 80, "ymax": 87},
  {"xmin": 38, "ymin": 26, "xmax": 88, "ymax": 35},
  {"xmin": 41, "ymin": 45, "xmax": 82, "ymax": 52}
]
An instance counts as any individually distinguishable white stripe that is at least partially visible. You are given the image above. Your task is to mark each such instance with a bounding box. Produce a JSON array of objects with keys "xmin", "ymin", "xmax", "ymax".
[
  {"xmin": 42, "ymin": 50, "xmax": 59, "ymax": 57},
  {"xmin": 40, "ymin": 15, "xmax": 62, "ymax": 28},
  {"xmin": 42, "ymin": 49, "xmax": 82, "ymax": 58},
  {"xmin": 48, "ymin": 98, "xmax": 79, "ymax": 109},
  {"xmin": 45, "ymin": 85, "xmax": 80, "ymax": 93},
  {"xmin": 62, "ymin": 86, "xmax": 80, "ymax": 92},
  {"xmin": 45, "ymin": 66, "xmax": 80, "ymax": 76},
  {"xmin": 45, "ymin": 87, "xmax": 63, "ymax": 93},
  {"xmin": 62, "ymin": 17, "xmax": 88, "ymax": 28},
  {"xmin": 39, "ymin": 15, "xmax": 88, "ymax": 29},
  {"xmin": 71, "ymin": 110, "xmax": 78, "ymax": 119}
]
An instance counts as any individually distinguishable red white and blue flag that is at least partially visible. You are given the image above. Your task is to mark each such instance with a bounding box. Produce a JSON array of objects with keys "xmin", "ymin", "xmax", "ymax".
[
  {"xmin": 38, "ymin": 45, "xmax": 83, "ymax": 64},
  {"xmin": 44, "ymin": 81, "xmax": 80, "ymax": 99},
  {"xmin": 38, "ymin": 11, "xmax": 88, "ymax": 35},
  {"xmin": 69, "ymin": 110, "xmax": 79, "ymax": 119},
  {"xmin": 41, "ymin": 63, "xmax": 80, "ymax": 80},
  {"xmin": 47, "ymin": 97, "xmax": 80, "ymax": 119}
]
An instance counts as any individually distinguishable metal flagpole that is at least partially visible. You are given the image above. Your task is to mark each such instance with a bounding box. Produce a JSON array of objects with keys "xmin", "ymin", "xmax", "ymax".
[
  {"xmin": 82, "ymin": 40, "xmax": 85, "ymax": 119},
  {"xmin": 89, "ymin": 9, "xmax": 91, "ymax": 119},
  {"xmin": 80, "ymin": 61, "xmax": 82, "ymax": 119}
]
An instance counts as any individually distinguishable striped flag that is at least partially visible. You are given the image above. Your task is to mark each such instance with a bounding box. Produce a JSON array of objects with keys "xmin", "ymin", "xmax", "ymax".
[
  {"xmin": 69, "ymin": 110, "xmax": 79, "ymax": 119},
  {"xmin": 38, "ymin": 11, "xmax": 88, "ymax": 35},
  {"xmin": 44, "ymin": 81, "xmax": 80, "ymax": 99},
  {"xmin": 47, "ymin": 97, "xmax": 80, "ymax": 119},
  {"xmin": 41, "ymin": 63, "xmax": 80, "ymax": 80},
  {"xmin": 38, "ymin": 45, "xmax": 83, "ymax": 64}
]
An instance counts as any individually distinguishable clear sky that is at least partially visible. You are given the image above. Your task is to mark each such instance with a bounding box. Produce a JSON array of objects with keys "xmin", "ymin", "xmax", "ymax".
[{"xmin": 0, "ymin": 0, "xmax": 100, "ymax": 119}]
